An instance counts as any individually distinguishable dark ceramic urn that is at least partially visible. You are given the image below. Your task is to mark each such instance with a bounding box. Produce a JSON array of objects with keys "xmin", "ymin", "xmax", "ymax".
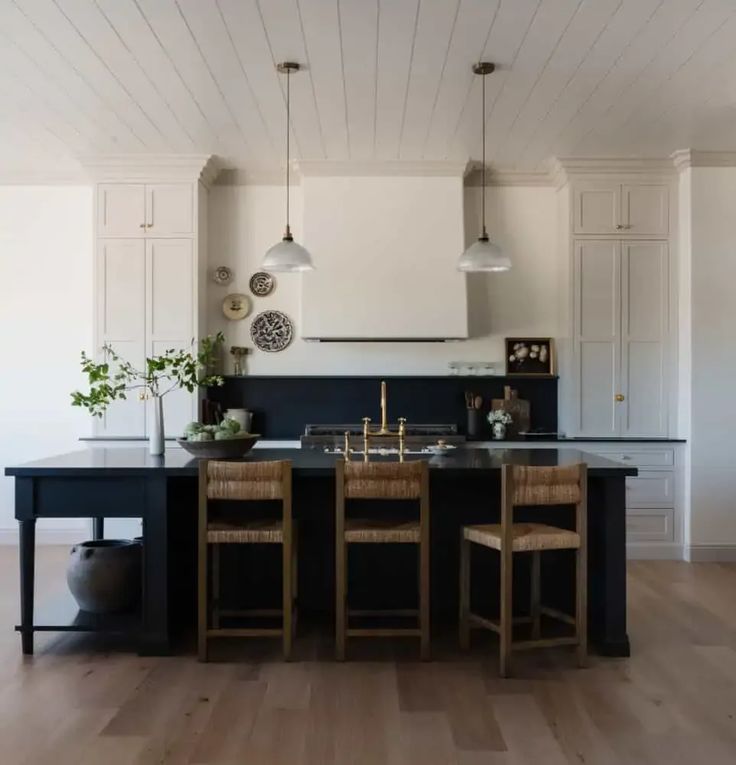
[{"xmin": 66, "ymin": 539, "xmax": 142, "ymax": 614}]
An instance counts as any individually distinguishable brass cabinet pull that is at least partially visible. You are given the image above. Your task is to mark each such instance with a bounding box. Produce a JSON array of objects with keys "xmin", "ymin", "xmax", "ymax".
[{"xmin": 615, "ymin": 393, "xmax": 625, "ymax": 402}]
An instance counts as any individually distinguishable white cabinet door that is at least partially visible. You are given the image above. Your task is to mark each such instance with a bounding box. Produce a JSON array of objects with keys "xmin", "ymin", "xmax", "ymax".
[
  {"xmin": 574, "ymin": 241, "xmax": 621, "ymax": 436},
  {"xmin": 621, "ymin": 242, "xmax": 668, "ymax": 437},
  {"xmin": 573, "ymin": 184, "xmax": 620, "ymax": 235},
  {"xmin": 145, "ymin": 184, "xmax": 194, "ymax": 236},
  {"xmin": 622, "ymin": 184, "xmax": 668, "ymax": 236},
  {"xmin": 98, "ymin": 184, "xmax": 146, "ymax": 236},
  {"xmin": 96, "ymin": 239, "xmax": 146, "ymax": 436},
  {"xmin": 146, "ymin": 239, "xmax": 196, "ymax": 436}
]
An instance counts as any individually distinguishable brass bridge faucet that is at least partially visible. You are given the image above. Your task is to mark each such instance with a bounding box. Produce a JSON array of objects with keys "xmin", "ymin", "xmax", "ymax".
[{"xmin": 361, "ymin": 380, "xmax": 407, "ymax": 454}]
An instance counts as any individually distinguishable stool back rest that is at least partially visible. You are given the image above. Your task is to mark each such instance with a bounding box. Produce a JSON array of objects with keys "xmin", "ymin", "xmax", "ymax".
[
  {"xmin": 501, "ymin": 462, "xmax": 587, "ymax": 539},
  {"xmin": 205, "ymin": 460, "xmax": 288, "ymax": 501},
  {"xmin": 198, "ymin": 460, "xmax": 292, "ymax": 537},
  {"xmin": 335, "ymin": 459, "xmax": 430, "ymax": 537},
  {"xmin": 342, "ymin": 460, "xmax": 425, "ymax": 500}
]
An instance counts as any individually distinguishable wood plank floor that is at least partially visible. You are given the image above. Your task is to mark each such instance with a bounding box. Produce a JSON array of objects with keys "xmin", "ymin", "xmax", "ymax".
[{"xmin": 2, "ymin": 547, "xmax": 736, "ymax": 764}]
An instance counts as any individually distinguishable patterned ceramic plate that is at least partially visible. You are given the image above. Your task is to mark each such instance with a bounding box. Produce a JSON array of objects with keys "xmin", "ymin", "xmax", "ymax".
[
  {"xmin": 250, "ymin": 310, "xmax": 293, "ymax": 352},
  {"xmin": 249, "ymin": 271, "xmax": 275, "ymax": 297},
  {"xmin": 222, "ymin": 293, "xmax": 252, "ymax": 320}
]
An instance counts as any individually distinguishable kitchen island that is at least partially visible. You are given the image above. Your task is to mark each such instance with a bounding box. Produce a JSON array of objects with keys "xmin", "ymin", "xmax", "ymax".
[{"xmin": 5, "ymin": 447, "xmax": 636, "ymax": 657}]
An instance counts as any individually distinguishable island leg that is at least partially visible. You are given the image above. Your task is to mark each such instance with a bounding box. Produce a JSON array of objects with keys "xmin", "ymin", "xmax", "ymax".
[
  {"xmin": 140, "ymin": 476, "xmax": 169, "ymax": 656},
  {"xmin": 19, "ymin": 518, "xmax": 36, "ymax": 655},
  {"xmin": 588, "ymin": 475, "xmax": 630, "ymax": 656}
]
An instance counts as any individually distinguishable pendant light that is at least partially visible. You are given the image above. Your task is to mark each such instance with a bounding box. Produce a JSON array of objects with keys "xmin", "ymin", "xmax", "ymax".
[
  {"xmin": 458, "ymin": 62, "xmax": 511, "ymax": 273},
  {"xmin": 262, "ymin": 62, "xmax": 314, "ymax": 272}
]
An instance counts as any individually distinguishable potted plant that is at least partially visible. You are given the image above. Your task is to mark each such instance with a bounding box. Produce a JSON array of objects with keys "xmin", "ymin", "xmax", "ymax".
[
  {"xmin": 487, "ymin": 409, "xmax": 513, "ymax": 441},
  {"xmin": 71, "ymin": 333, "xmax": 225, "ymax": 455}
]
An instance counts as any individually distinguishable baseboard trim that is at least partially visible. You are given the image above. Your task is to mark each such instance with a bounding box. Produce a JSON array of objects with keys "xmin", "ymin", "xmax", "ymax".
[
  {"xmin": 685, "ymin": 545, "xmax": 736, "ymax": 562},
  {"xmin": 627, "ymin": 543, "xmax": 684, "ymax": 560},
  {"xmin": 0, "ymin": 528, "xmax": 89, "ymax": 546}
]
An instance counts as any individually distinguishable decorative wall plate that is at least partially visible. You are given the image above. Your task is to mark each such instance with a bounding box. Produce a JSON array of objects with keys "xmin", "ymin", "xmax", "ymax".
[
  {"xmin": 249, "ymin": 271, "xmax": 275, "ymax": 297},
  {"xmin": 212, "ymin": 266, "xmax": 233, "ymax": 285},
  {"xmin": 250, "ymin": 310, "xmax": 293, "ymax": 352},
  {"xmin": 222, "ymin": 293, "xmax": 252, "ymax": 320}
]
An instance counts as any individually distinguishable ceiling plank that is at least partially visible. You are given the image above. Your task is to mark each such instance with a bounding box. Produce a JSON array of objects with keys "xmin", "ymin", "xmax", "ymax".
[
  {"xmin": 93, "ymin": 0, "xmax": 220, "ymax": 149},
  {"xmin": 253, "ymin": 0, "xmax": 327, "ymax": 161},
  {"xmin": 295, "ymin": 0, "xmax": 349, "ymax": 160},
  {"xmin": 421, "ymin": 0, "xmax": 500, "ymax": 161},
  {"xmin": 498, "ymin": 0, "xmax": 621, "ymax": 167},
  {"xmin": 372, "ymin": 0, "xmax": 419, "ymax": 160},
  {"xmin": 447, "ymin": 0, "xmax": 542, "ymax": 161},
  {"xmin": 397, "ymin": 0, "xmax": 461, "ymax": 160},
  {"xmin": 337, "ymin": 0, "xmax": 378, "ymax": 160}
]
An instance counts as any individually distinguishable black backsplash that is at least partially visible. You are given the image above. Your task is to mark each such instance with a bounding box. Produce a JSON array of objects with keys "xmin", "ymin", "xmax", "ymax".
[{"xmin": 207, "ymin": 375, "xmax": 558, "ymax": 440}]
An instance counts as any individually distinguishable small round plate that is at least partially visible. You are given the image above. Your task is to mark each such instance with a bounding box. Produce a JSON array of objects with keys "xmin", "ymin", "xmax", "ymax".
[
  {"xmin": 222, "ymin": 293, "xmax": 252, "ymax": 320},
  {"xmin": 212, "ymin": 265, "xmax": 233, "ymax": 285},
  {"xmin": 249, "ymin": 271, "xmax": 275, "ymax": 297}
]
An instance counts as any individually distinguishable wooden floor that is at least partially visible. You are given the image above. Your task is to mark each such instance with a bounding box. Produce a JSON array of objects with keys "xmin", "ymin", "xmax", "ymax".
[{"xmin": 2, "ymin": 547, "xmax": 736, "ymax": 764}]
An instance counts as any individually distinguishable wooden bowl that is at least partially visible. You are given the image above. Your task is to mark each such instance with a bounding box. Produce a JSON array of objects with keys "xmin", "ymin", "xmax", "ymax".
[{"xmin": 176, "ymin": 433, "xmax": 260, "ymax": 459}]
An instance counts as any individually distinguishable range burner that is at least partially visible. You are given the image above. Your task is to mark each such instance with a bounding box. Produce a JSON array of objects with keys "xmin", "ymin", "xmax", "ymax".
[
  {"xmin": 301, "ymin": 423, "xmax": 464, "ymax": 449},
  {"xmin": 304, "ymin": 423, "xmax": 459, "ymax": 437}
]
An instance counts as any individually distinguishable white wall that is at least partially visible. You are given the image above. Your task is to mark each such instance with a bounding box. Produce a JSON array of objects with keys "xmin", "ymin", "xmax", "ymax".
[
  {"xmin": 207, "ymin": 182, "xmax": 559, "ymax": 374},
  {"xmin": 0, "ymin": 186, "xmax": 93, "ymax": 538},
  {"xmin": 687, "ymin": 167, "xmax": 736, "ymax": 553}
]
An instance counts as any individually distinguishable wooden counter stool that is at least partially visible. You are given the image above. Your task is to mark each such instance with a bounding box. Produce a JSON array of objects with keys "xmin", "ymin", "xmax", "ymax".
[
  {"xmin": 459, "ymin": 463, "xmax": 587, "ymax": 676},
  {"xmin": 198, "ymin": 459, "xmax": 296, "ymax": 661},
  {"xmin": 335, "ymin": 459, "xmax": 430, "ymax": 661}
]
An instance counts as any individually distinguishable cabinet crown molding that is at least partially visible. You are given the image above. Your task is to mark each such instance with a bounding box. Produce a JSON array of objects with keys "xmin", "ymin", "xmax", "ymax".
[
  {"xmin": 81, "ymin": 154, "xmax": 221, "ymax": 186},
  {"xmin": 671, "ymin": 149, "xmax": 736, "ymax": 172},
  {"xmin": 295, "ymin": 160, "xmax": 471, "ymax": 178},
  {"xmin": 551, "ymin": 156, "xmax": 676, "ymax": 188}
]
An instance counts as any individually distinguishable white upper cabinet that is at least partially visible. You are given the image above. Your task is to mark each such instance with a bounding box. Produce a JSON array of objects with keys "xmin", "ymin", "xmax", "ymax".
[
  {"xmin": 98, "ymin": 184, "xmax": 146, "ymax": 236},
  {"xmin": 146, "ymin": 184, "xmax": 194, "ymax": 236},
  {"xmin": 574, "ymin": 182, "xmax": 669, "ymax": 236},
  {"xmin": 622, "ymin": 184, "xmax": 668, "ymax": 236},
  {"xmin": 573, "ymin": 184, "xmax": 620, "ymax": 235},
  {"xmin": 97, "ymin": 183, "xmax": 194, "ymax": 237}
]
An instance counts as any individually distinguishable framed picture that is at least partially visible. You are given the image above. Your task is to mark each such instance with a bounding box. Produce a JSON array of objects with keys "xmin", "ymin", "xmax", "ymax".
[{"xmin": 505, "ymin": 338, "xmax": 555, "ymax": 376}]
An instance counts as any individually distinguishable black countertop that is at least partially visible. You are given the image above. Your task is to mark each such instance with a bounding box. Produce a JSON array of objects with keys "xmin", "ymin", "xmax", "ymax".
[{"xmin": 5, "ymin": 447, "xmax": 637, "ymax": 478}]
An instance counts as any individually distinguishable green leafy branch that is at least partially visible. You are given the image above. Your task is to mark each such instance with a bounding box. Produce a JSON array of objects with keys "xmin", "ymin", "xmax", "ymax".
[{"xmin": 71, "ymin": 332, "xmax": 225, "ymax": 418}]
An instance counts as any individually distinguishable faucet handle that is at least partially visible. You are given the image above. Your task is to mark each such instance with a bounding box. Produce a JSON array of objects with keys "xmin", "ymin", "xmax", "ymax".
[
  {"xmin": 362, "ymin": 417, "xmax": 371, "ymax": 436},
  {"xmin": 398, "ymin": 417, "xmax": 407, "ymax": 436}
]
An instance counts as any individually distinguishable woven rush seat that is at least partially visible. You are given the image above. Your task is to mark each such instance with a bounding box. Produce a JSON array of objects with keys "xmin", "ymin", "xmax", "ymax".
[
  {"xmin": 463, "ymin": 522, "xmax": 580, "ymax": 552},
  {"xmin": 344, "ymin": 518, "xmax": 420, "ymax": 543},
  {"xmin": 207, "ymin": 519, "xmax": 285, "ymax": 544}
]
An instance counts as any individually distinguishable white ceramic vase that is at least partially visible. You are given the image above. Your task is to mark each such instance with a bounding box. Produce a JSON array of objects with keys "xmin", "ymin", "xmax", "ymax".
[
  {"xmin": 149, "ymin": 395, "xmax": 165, "ymax": 456},
  {"xmin": 492, "ymin": 422, "xmax": 506, "ymax": 440}
]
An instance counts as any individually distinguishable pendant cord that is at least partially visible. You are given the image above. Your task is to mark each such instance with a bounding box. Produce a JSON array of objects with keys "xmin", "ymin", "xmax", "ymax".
[
  {"xmin": 286, "ymin": 67, "xmax": 290, "ymax": 236},
  {"xmin": 481, "ymin": 66, "xmax": 486, "ymax": 238}
]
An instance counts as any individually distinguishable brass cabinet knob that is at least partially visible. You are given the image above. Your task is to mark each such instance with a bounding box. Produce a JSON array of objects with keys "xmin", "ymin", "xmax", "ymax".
[
  {"xmin": 139, "ymin": 223, "xmax": 146, "ymax": 228},
  {"xmin": 615, "ymin": 393, "xmax": 625, "ymax": 402},
  {"xmin": 615, "ymin": 223, "xmax": 624, "ymax": 230}
]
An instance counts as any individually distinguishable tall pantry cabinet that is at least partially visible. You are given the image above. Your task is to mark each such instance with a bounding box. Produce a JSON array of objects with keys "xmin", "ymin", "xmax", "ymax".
[
  {"xmin": 87, "ymin": 157, "xmax": 217, "ymax": 440},
  {"xmin": 555, "ymin": 165, "xmax": 677, "ymax": 438}
]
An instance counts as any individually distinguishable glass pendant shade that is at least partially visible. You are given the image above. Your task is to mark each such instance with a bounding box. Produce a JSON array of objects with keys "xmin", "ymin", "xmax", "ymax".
[
  {"xmin": 458, "ymin": 60, "xmax": 510, "ymax": 273},
  {"xmin": 458, "ymin": 234, "xmax": 511, "ymax": 272},
  {"xmin": 262, "ymin": 61, "xmax": 315, "ymax": 272},
  {"xmin": 263, "ymin": 232, "xmax": 314, "ymax": 272}
]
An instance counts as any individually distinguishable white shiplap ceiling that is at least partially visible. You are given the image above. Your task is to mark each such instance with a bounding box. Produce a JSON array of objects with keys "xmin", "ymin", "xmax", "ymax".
[{"xmin": 2, "ymin": 0, "xmax": 736, "ymax": 180}]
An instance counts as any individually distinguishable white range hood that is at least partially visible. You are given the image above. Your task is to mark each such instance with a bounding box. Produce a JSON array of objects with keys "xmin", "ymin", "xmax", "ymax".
[{"xmin": 299, "ymin": 162, "xmax": 469, "ymax": 342}]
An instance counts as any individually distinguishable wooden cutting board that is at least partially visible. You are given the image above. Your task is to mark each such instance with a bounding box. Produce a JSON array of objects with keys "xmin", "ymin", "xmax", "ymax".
[{"xmin": 491, "ymin": 387, "xmax": 530, "ymax": 438}]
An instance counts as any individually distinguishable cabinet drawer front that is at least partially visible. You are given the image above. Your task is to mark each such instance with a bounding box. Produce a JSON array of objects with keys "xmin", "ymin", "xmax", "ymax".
[
  {"xmin": 626, "ymin": 509, "xmax": 674, "ymax": 542},
  {"xmin": 625, "ymin": 472, "xmax": 674, "ymax": 507},
  {"xmin": 588, "ymin": 448, "xmax": 675, "ymax": 468}
]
